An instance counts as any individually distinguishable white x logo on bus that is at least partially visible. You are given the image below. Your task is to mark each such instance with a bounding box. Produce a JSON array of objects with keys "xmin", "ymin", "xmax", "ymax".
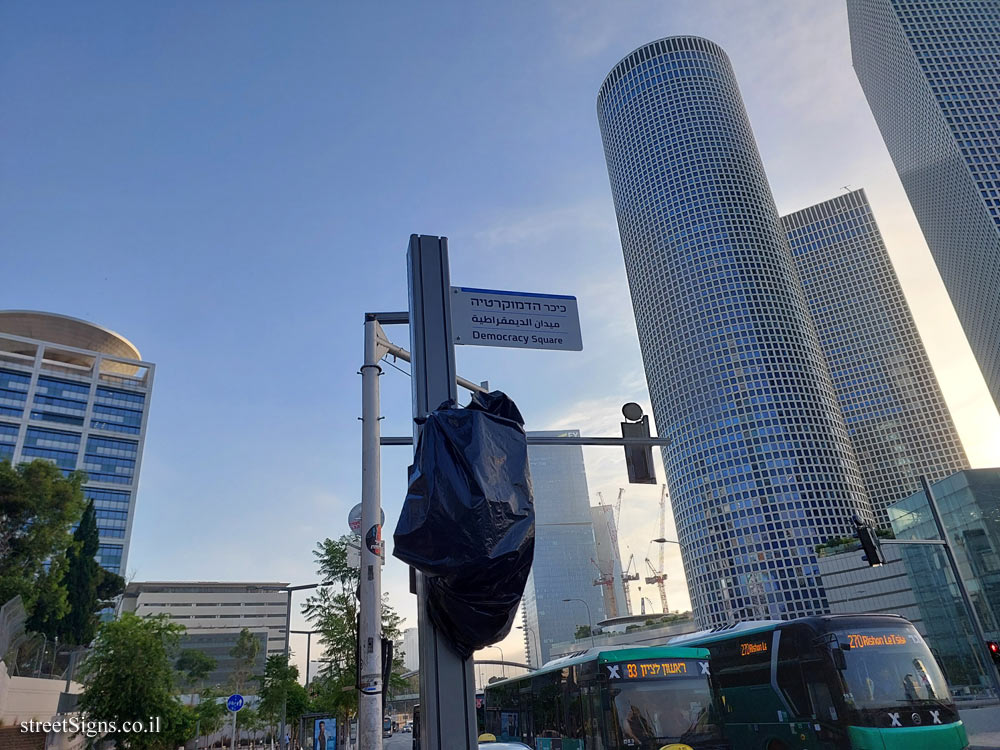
[
  {"xmin": 699, "ymin": 661, "xmax": 710, "ymax": 675},
  {"xmin": 930, "ymin": 710, "xmax": 941, "ymax": 725},
  {"xmin": 607, "ymin": 665, "xmax": 620, "ymax": 679},
  {"xmin": 888, "ymin": 713, "xmax": 902, "ymax": 727}
]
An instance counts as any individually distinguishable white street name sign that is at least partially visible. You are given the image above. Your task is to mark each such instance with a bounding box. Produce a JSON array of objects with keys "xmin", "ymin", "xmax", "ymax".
[{"xmin": 450, "ymin": 287, "xmax": 582, "ymax": 351}]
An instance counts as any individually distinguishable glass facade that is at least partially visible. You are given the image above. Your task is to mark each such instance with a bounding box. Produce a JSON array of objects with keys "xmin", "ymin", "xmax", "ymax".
[
  {"xmin": 597, "ymin": 37, "xmax": 874, "ymax": 627},
  {"xmin": 782, "ymin": 189, "xmax": 969, "ymax": 526},
  {"xmin": 891, "ymin": 469, "xmax": 1000, "ymax": 637},
  {"xmin": 0, "ymin": 314, "xmax": 154, "ymax": 575},
  {"xmin": 522, "ymin": 430, "xmax": 606, "ymax": 666},
  {"xmin": 848, "ymin": 0, "xmax": 1000, "ymax": 412}
]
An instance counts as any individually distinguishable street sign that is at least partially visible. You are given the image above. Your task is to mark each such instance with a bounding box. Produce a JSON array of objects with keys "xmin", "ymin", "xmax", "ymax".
[
  {"xmin": 227, "ymin": 694, "xmax": 244, "ymax": 712},
  {"xmin": 450, "ymin": 287, "xmax": 582, "ymax": 351},
  {"xmin": 348, "ymin": 503, "xmax": 383, "ymax": 533}
]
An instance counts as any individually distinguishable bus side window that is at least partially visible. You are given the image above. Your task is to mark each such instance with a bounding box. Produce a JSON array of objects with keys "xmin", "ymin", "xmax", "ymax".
[{"xmin": 776, "ymin": 632, "xmax": 811, "ymax": 717}]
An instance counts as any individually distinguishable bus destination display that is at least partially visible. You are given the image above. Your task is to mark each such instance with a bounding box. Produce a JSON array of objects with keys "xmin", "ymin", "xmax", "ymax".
[
  {"xmin": 846, "ymin": 632, "xmax": 908, "ymax": 649},
  {"xmin": 606, "ymin": 659, "xmax": 707, "ymax": 680}
]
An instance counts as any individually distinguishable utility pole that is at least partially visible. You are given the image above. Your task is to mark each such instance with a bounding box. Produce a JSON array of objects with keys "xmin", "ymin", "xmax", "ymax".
[
  {"xmin": 407, "ymin": 235, "xmax": 478, "ymax": 750},
  {"xmin": 359, "ymin": 315, "xmax": 385, "ymax": 750}
]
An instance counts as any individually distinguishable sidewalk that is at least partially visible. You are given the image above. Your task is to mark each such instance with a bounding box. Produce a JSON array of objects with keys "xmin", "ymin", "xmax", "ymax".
[{"xmin": 960, "ymin": 703, "xmax": 1000, "ymax": 749}]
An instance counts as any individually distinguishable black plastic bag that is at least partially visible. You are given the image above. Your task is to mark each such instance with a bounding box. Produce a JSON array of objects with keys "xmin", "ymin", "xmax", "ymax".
[{"xmin": 393, "ymin": 391, "xmax": 534, "ymax": 657}]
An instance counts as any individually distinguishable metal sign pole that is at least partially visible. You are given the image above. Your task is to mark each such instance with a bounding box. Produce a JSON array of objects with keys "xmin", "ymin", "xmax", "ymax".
[
  {"xmin": 407, "ymin": 234, "xmax": 477, "ymax": 750},
  {"xmin": 359, "ymin": 316, "xmax": 385, "ymax": 749}
]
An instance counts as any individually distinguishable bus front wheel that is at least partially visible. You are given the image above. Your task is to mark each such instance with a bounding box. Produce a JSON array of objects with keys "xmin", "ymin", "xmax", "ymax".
[{"xmin": 766, "ymin": 741, "xmax": 790, "ymax": 750}]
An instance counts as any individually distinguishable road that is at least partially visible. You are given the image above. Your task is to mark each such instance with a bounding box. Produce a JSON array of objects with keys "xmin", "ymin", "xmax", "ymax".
[{"xmin": 382, "ymin": 732, "xmax": 413, "ymax": 750}]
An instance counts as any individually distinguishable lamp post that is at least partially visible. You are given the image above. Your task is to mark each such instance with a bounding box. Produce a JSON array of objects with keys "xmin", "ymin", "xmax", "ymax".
[
  {"xmin": 515, "ymin": 626, "xmax": 540, "ymax": 668},
  {"xmin": 652, "ymin": 537, "xmax": 682, "ymax": 547},
  {"xmin": 290, "ymin": 630, "xmax": 320, "ymax": 685},
  {"xmin": 562, "ymin": 598, "xmax": 595, "ymax": 647},
  {"xmin": 278, "ymin": 583, "xmax": 320, "ymax": 750},
  {"xmin": 490, "ymin": 645, "xmax": 505, "ymax": 678}
]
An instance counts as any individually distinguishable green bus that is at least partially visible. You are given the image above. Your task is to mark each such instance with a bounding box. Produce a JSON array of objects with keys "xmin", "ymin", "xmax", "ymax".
[
  {"xmin": 483, "ymin": 645, "xmax": 729, "ymax": 749},
  {"xmin": 669, "ymin": 614, "xmax": 968, "ymax": 750}
]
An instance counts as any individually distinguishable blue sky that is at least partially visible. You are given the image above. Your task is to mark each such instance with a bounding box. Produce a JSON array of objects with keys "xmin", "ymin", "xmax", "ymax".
[{"xmin": 3, "ymin": 1, "xmax": 999, "ymax": 673}]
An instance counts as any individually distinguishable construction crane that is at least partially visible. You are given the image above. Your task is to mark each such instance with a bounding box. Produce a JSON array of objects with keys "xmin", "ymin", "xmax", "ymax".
[
  {"xmin": 591, "ymin": 557, "xmax": 618, "ymax": 618},
  {"xmin": 643, "ymin": 485, "xmax": 669, "ymax": 614},
  {"xmin": 622, "ymin": 553, "xmax": 639, "ymax": 615}
]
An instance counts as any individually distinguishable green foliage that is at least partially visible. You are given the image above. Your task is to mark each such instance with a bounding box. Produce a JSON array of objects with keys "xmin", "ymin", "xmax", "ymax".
[
  {"xmin": 229, "ymin": 627, "xmax": 262, "ymax": 693},
  {"xmin": 78, "ymin": 613, "xmax": 188, "ymax": 749},
  {"xmin": 61, "ymin": 500, "xmax": 101, "ymax": 645},
  {"xmin": 25, "ymin": 554, "xmax": 70, "ymax": 637},
  {"xmin": 191, "ymin": 690, "xmax": 227, "ymax": 735},
  {"xmin": 574, "ymin": 625, "xmax": 592, "ymax": 639},
  {"xmin": 256, "ymin": 653, "xmax": 300, "ymax": 727},
  {"xmin": 176, "ymin": 649, "xmax": 217, "ymax": 698},
  {"xmin": 303, "ymin": 536, "xmax": 408, "ymax": 721},
  {"xmin": 0, "ymin": 459, "xmax": 86, "ymax": 611},
  {"xmin": 815, "ymin": 535, "xmax": 858, "ymax": 553}
]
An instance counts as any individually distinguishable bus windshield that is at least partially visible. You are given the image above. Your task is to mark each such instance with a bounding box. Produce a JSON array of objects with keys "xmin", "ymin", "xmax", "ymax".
[
  {"xmin": 609, "ymin": 679, "xmax": 722, "ymax": 749},
  {"xmin": 835, "ymin": 626, "xmax": 951, "ymax": 711}
]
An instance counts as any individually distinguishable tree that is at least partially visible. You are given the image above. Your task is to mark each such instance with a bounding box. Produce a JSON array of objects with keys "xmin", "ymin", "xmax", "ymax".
[
  {"xmin": 61, "ymin": 499, "xmax": 101, "ymax": 645},
  {"xmin": 257, "ymin": 655, "xmax": 311, "ymax": 744},
  {"xmin": 176, "ymin": 649, "xmax": 218, "ymax": 701},
  {"xmin": 25, "ymin": 554, "xmax": 70, "ymax": 638},
  {"xmin": 0, "ymin": 459, "xmax": 85, "ymax": 610},
  {"xmin": 256, "ymin": 654, "xmax": 299, "ymax": 730},
  {"xmin": 230, "ymin": 627, "xmax": 261, "ymax": 693},
  {"xmin": 78, "ymin": 613, "xmax": 187, "ymax": 749},
  {"xmin": 191, "ymin": 689, "xmax": 227, "ymax": 738},
  {"xmin": 303, "ymin": 536, "xmax": 408, "ymax": 727}
]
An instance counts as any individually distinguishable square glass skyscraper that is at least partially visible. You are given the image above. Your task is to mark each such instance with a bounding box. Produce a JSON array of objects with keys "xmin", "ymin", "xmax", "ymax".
[
  {"xmin": 848, "ymin": 0, "xmax": 1000, "ymax": 413},
  {"xmin": 783, "ymin": 189, "xmax": 969, "ymax": 527}
]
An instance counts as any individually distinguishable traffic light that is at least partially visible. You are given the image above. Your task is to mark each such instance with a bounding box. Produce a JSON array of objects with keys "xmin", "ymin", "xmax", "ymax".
[
  {"xmin": 988, "ymin": 641, "xmax": 1000, "ymax": 665},
  {"xmin": 854, "ymin": 515, "xmax": 886, "ymax": 567},
  {"xmin": 621, "ymin": 403, "xmax": 656, "ymax": 484}
]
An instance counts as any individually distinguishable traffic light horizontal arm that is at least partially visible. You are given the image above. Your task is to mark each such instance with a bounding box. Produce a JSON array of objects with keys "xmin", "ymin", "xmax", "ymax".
[{"xmin": 380, "ymin": 435, "xmax": 672, "ymax": 447}]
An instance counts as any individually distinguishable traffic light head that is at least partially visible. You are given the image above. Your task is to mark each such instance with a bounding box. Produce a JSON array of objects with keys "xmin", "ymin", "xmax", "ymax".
[
  {"xmin": 854, "ymin": 517, "xmax": 887, "ymax": 567},
  {"xmin": 988, "ymin": 641, "xmax": 1000, "ymax": 664}
]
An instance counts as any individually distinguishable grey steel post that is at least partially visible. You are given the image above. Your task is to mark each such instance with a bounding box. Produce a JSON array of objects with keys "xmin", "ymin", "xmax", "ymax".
[
  {"xmin": 231, "ymin": 709, "xmax": 238, "ymax": 750},
  {"xmin": 407, "ymin": 234, "xmax": 478, "ymax": 750},
  {"xmin": 280, "ymin": 584, "xmax": 319, "ymax": 750},
  {"xmin": 280, "ymin": 590, "xmax": 292, "ymax": 750},
  {"xmin": 920, "ymin": 475, "xmax": 1000, "ymax": 698},
  {"xmin": 359, "ymin": 316, "xmax": 384, "ymax": 749}
]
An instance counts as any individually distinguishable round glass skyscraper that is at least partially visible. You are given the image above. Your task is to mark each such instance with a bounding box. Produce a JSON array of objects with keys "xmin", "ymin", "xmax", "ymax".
[{"xmin": 597, "ymin": 37, "xmax": 873, "ymax": 627}]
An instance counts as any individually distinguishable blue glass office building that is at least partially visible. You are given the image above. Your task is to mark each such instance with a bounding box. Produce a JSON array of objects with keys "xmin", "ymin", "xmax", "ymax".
[
  {"xmin": 783, "ymin": 190, "xmax": 969, "ymax": 526},
  {"xmin": 597, "ymin": 37, "xmax": 873, "ymax": 627},
  {"xmin": 521, "ymin": 430, "xmax": 606, "ymax": 666},
  {"xmin": 0, "ymin": 311, "xmax": 154, "ymax": 574},
  {"xmin": 848, "ymin": 0, "xmax": 1000, "ymax": 413}
]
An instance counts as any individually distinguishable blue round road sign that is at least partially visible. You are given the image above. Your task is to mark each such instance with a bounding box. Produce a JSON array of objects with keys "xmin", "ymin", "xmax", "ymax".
[{"xmin": 227, "ymin": 694, "xmax": 244, "ymax": 712}]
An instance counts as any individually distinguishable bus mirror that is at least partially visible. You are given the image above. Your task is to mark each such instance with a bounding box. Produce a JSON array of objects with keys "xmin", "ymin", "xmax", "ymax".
[{"xmin": 832, "ymin": 648, "xmax": 847, "ymax": 671}]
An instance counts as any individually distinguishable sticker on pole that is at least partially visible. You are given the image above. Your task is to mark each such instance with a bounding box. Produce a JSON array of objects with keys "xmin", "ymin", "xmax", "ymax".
[
  {"xmin": 450, "ymin": 287, "xmax": 582, "ymax": 351},
  {"xmin": 227, "ymin": 694, "xmax": 244, "ymax": 712},
  {"xmin": 348, "ymin": 503, "xmax": 384, "ymax": 534}
]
